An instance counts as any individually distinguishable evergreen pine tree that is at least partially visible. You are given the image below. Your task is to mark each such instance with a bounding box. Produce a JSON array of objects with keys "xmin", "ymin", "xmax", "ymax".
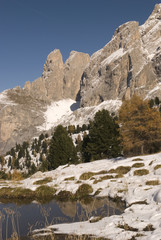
[
  {"xmin": 155, "ymin": 96, "xmax": 160, "ymax": 106},
  {"xmin": 82, "ymin": 109, "xmax": 121, "ymax": 162},
  {"xmin": 47, "ymin": 125, "xmax": 78, "ymax": 170}
]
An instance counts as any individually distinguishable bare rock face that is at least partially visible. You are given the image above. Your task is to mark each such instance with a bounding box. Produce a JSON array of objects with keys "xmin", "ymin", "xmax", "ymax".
[
  {"xmin": 0, "ymin": 88, "xmax": 46, "ymax": 154},
  {"xmin": 80, "ymin": 4, "xmax": 161, "ymax": 107},
  {"xmin": 63, "ymin": 51, "xmax": 90, "ymax": 100},
  {"xmin": 42, "ymin": 49, "xmax": 64, "ymax": 100},
  {"xmin": 24, "ymin": 49, "xmax": 90, "ymax": 102}
]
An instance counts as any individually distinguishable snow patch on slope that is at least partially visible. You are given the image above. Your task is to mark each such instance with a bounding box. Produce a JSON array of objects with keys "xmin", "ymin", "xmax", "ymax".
[
  {"xmin": 38, "ymin": 99, "xmax": 80, "ymax": 131},
  {"xmin": 101, "ymin": 48, "xmax": 125, "ymax": 66}
]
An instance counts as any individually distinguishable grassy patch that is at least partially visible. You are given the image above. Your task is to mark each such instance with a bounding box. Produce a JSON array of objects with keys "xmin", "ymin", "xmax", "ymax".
[
  {"xmin": 117, "ymin": 223, "xmax": 138, "ymax": 232},
  {"xmin": 154, "ymin": 164, "xmax": 161, "ymax": 170},
  {"xmin": 132, "ymin": 163, "xmax": 145, "ymax": 168},
  {"xmin": 79, "ymin": 172, "xmax": 95, "ymax": 180},
  {"xmin": 0, "ymin": 186, "xmax": 56, "ymax": 203},
  {"xmin": 64, "ymin": 176, "xmax": 75, "ymax": 181},
  {"xmin": 115, "ymin": 174, "xmax": 124, "ymax": 178},
  {"xmin": 79, "ymin": 171, "xmax": 108, "ymax": 180},
  {"xmin": 35, "ymin": 185, "xmax": 56, "ymax": 202},
  {"xmin": 133, "ymin": 169, "xmax": 149, "ymax": 176},
  {"xmin": 132, "ymin": 158, "xmax": 143, "ymax": 161},
  {"xmin": 33, "ymin": 177, "xmax": 52, "ymax": 185},
  {"xmin": 93, "ymin": 175, "xmax": 114, "ymax": 184},
  {"xmin": 146, "ymin": 180, "xmax": 160, "ymax": 185},
  {"xmin": 75, "ymin": 184, "xmax": 93, "ymax": 199},
  {"xmin": 0, "ymin": 187, "xmax": 34, "ymax": 200},
  {"xmin": 108, "ymin": 166, "xmax": 131, "ymax": 174}
]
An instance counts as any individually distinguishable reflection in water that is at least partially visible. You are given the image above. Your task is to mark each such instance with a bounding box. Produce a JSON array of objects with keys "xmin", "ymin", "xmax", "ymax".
[{"xmin": 0, "ymin": 197, "xmax": 125, "ymax": 240}]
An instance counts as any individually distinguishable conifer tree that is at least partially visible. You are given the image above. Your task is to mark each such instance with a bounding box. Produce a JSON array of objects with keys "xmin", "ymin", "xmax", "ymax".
[
  {"xmin": 47, "ymin": 125, "xmax": 78, "ymax": 169},
  {"xmin": 82, "ymin": 109, "xmax": 121, "ymax": 162},
  {"xmin": 119, "ymin": 95, "xmax": 161, "ymax": 156}
]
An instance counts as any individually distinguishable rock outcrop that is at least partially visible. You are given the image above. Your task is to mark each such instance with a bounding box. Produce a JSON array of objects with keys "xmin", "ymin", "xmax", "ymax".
[
  {"xmin": 24, "ymin": 49, "xmax": 90, "ymax": 101},
  {"xmin": 80, "ymin": 4, "xmax": 161, "ymax": 107}
]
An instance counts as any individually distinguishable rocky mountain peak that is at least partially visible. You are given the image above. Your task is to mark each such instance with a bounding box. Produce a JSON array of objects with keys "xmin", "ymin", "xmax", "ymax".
[
  {"xmin": 42, "ymin": 49, "xmax": 64, "ymax": 80},
  {"xmin": 80, "ymin": 4, "xmax": 161, "ymax": 107},
  {"xmin": 1, "ymin": 4, "xmax": 161, "ymax": 154},
  {"xmin": 149, "ymin": 3, "xmax": 161, "ymax": 20}
]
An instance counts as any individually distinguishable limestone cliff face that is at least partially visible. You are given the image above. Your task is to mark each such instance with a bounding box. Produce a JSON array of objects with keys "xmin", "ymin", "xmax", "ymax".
[
  {"xmin": 63, "ymin": 51, "xmax": 90, "ymax": 100},
  {"xmin": 80, "ymin": 4, "xmax": 161, "ymax": 107},
  {"xmin": 24, "ymin": 49, "xmax": 90, "ymax": 101}
]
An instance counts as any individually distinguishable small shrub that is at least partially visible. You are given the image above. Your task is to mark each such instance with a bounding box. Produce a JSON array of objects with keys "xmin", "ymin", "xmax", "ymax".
[
  {"xmin": 133, "ymin": 169, "xmax": 149, "ymax": 176},
  {"xmin": 75, "ymin": 184, "xmax": 93, "ymax": 199},
  {"xmin": 146, "ymin": 180, "xmax": 160, "ymax": 185},
  {"xmin": 33, "ymin": 177, "xmax": 52, "ymax": 185},
  {"xmin": 154, "ymin": 164, "xmax": 161, "ymax": 170},
  {"xmin": 108, "ymin": 166, "xmax": 131, "ymax": 174},
  {"xmin": 132, "ymin": 163, "xmax": 145, "ymax": 168},
  {"xmin": 143, "ymin": 224, "xmax": 155, "ymax": 231}
]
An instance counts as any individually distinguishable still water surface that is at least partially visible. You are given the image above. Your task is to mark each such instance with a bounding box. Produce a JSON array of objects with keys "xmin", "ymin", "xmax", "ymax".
[{"xmin": 0, "ymin": 197, "xmax": 124, "ymax": 239}]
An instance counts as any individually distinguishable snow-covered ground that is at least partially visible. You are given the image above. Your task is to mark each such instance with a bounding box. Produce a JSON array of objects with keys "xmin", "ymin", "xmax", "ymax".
[{"xmin": 3, "ymin": 152, "xmax": 161, "ymax": 239}]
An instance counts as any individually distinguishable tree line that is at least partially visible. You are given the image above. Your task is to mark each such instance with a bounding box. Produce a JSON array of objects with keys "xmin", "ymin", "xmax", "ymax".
[{"xmin": 1, "ymin": 94, "xmax": 161, "ymax": 175}]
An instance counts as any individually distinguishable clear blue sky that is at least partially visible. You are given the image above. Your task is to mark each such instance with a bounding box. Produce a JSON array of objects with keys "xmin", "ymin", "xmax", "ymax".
[{"xmin": 0, "ymin": 0, "xmax": 160, "ymax": 92}]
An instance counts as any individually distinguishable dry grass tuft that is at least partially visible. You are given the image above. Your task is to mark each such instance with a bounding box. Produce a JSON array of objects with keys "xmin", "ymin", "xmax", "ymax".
[
  {"xmin": 145, "ymin": 180, "xmax": 160, "ymax": 185},
  {"xmin": 108, "ymin": 166, "xmax": 131, "ymax": 175},
  {"xmin": 79, "ymin": 171, "xmax": 108, "ymax": 180},
  {"xmin": 132, "ymin": 158, "xmax": 143, "ymax": 162},
  {"xmin": 33, "ymin": 177, "xmax": 52, "ymax": 185},
  {"xmin": 132, "ymin": 163, "xmax": 145, "ymax": 168},
  {"xmin": 133, "ymin": 169, "xmax": 149, "ymax": 176},
  {"xmin": 154, "ymin": 164, "xmax": 161, "ymax": 170}
]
